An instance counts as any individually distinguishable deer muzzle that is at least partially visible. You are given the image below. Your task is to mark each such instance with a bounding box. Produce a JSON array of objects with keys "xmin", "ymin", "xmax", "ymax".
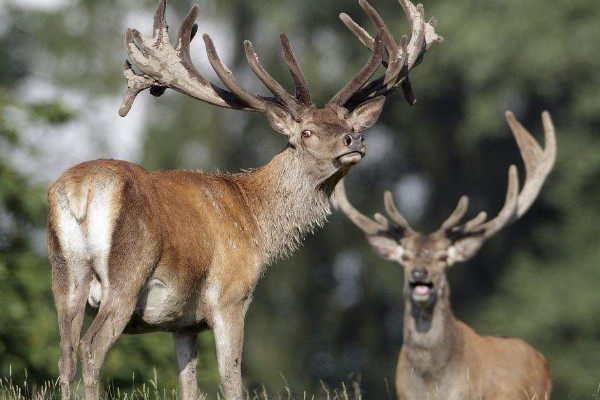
[{"xmin": 337, "ymin": 133, "xmax": 366, "ymax": 165}]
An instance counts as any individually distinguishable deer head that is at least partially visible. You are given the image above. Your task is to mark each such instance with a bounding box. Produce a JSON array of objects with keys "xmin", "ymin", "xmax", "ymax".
[
  {"xmin": 119, "ymin": 0, "xmax": 442, "ymax": 184},
  {"xmin": 334, "ymin": 111, "xmax": 556, "ymax": 329}
]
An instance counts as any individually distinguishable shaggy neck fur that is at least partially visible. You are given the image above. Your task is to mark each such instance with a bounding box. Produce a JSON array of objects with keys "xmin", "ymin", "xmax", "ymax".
[
  {"xmin": 403, "ymin": 281, "xmax": 463, "ymax": 377},
  {"xmin": 237, "ymin": 147, "xmax": 340, "ymax": 265}
]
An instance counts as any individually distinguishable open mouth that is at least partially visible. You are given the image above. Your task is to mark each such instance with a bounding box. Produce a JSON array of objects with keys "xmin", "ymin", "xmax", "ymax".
[
  {"xmin": 337, "ymin": 151, "xmax": 364, "ymax": 165},
  {"xmin": 409, "ymin": 281, "xmax": 434, "ymax": 302}
]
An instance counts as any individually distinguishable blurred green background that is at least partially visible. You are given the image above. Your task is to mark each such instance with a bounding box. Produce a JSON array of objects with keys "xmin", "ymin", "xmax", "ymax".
[{"xmin": 0, "ymin": 0, "xmax": 599, "ymax": 398}]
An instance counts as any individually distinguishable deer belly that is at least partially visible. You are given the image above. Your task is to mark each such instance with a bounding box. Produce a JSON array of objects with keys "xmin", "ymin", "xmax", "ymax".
[{"xmin": 132, "ymin": 278, "xmax": 190, "ymax": 326}]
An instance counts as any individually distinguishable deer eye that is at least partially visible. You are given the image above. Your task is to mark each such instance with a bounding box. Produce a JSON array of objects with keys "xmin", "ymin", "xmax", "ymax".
[
  {"xmin": 301, "ymin": 130, "xmax": 312, "ymax": 138},
  {"xmin": 438, "ymin": 254, "xmax": 448, "ymax": 263},
  {"xmin": 401, "ymin": 254, "xmax": 411, "ymax": 262}
]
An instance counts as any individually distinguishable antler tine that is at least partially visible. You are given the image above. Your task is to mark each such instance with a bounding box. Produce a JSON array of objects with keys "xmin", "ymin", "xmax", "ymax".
[
  {"xmin": 176, "ymin": 4, "xmax": 210, "ymax": 86},
  {"xmin": 279, "ymin": 34, "xmax": 312, "ymax": 106},
  {"xmin": 462, "ymin": 211, "xmax": 487, "ymax": 232},
  {"xmin": 358, "ymin": 0, "xmax": 399, "ymax": 61},
  {"xmin": 329, "ymin": 30, "xmax": 385, "ymax": 108},
  {"xmin": 202, "ymin": 34, "xmax": 270, "ymax": 112},
  {"xmin": 120, "ymin": 59, "xmax": 154, "ymax": 117},
  {"xmin": 148, "ymin": 6, "xmax": 195, "ymax": 99},
  {"xmin": 340, "ymin": 13, "xmax": 376, "ymax": 52},
  {"xmin": 399, "ymin": 0, "xmax": 442, "ymax": 54},
  {"xmin": 505, "ymin": 111, "xmax": 557, "ymax": 217},
  {"xmin": 176, "ymin": 6, "xmax": 207, "ymax": 84},
  {"xmin": 477, "ymin": 165, "xmax": 520, "ymax": 238},
  {"xmin": 404, "ymin": 3, "xmax": 427, "ymax": 69},
  {"xmin": 340, "ymin": 0, "xmax": 400, "ymax": 63},
  {"xmin": 433, "ymin": 196, "xmax": 469, "ymax": 236},
  {"xmin": 383, "ymin": 190, "xmax": 415, "ymax": 234},
  {"xmin": 244, "ymin": 40, "xmax": 305, "ymax": 119},
  {"xmin": 334, "ymin": 179, "xmax": 386, "ymax": 235},
  {"xmin": 153, "ymin": 0, "xmax": 167, "ymax": 36},
  {"xmin": 374, "ymin": 213, "xmax": 391, "ymax": 228}
]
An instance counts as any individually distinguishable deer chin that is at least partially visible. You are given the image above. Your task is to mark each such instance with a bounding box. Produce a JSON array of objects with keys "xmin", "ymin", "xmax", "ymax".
[{"xmin": 337, "ymin": 151, "xmax": 364, "ymax": 166}]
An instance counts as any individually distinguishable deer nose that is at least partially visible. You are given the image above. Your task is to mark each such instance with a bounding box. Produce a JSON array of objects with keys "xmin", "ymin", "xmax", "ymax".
[
  {"xmin": 411, "ymin": 268, "xmax": 428, "ymax": 281},
  {"xmin": 342, "ymin": 133, "xmax": 365, "ymax": 150}
]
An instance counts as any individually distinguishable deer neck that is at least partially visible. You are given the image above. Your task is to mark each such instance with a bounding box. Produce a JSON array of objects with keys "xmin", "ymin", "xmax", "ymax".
[
  {"xmin": 402, "ymin": 281, "xmax": 463, "ymax": 376},
  {"xmin": 237, "ymin": 147, "xmax": 342, "ymax": 265}
]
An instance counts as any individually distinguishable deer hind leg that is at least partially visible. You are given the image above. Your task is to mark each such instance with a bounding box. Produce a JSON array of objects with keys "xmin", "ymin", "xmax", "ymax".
[
  {"xmin": 48, "ymin": 206, "xmax": 92, "ymax": 400},
  {"xmin": 78, "ymin": 259, "xmax": 152, "ymax": 400},
  {"xmin": 78, "ymin": 290, "xmax": 139, "ymax": 400},
  {"xmin": 78, "ymin": 187, "xmax": 159, "ymax": 400}
]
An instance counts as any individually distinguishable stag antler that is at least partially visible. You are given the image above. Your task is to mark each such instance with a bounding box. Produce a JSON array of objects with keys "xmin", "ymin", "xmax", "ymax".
[
  {"xmin": 335, "ymin": 111, "xmax": 556, "ymax": 242},
  {"xmin": 433, "ymin": 111, "xmax": 556, "ymax": 240},
  {"xmin": 338, "ymin": 0, "xmax": 443, "ymax": 107},
  {"xmin": 120, "ymin": 0, "xmax": 387, "ymax": 119}
]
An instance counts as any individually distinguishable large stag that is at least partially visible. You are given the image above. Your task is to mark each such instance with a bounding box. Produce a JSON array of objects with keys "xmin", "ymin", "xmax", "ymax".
[
  {"xmin": 46, "ymin": 1, "xmax": 442, "ymax": 400},
  {"xmin": 334, "ymin": 112, "xmax": 555, "ymax": 400}
]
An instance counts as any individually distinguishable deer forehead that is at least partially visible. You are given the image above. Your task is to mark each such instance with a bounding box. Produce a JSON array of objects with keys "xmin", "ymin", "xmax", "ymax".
[
  {"xmin": 301, "ymin": 108, "xmax": 352, "ymax": 131},
  {"xmin": 403, "ymin": 236, "xmax": 452, "ymax": 257}
]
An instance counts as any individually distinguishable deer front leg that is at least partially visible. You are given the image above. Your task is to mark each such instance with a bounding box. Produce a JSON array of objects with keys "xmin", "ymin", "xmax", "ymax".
[
  {"xmin": 213, "ymin": 304, "xmax": 245, "ymax": 400},
  {"xmin": 173, "ymin": 331, "xmax": 199, "ymax": 400}
]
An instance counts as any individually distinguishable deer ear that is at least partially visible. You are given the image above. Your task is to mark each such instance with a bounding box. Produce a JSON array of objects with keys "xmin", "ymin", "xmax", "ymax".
[
  {"xmin": 347, "ymin": 96, "xmax": 386, "ymax": 132},
  {"xmin": 448, "ymin": 237, "xmax": 485, "ymax": 264},
  {"xmin": 366, "ymin": 234, "xmax": 403, "ymax": 262},
  {"xmin": 265, "ymin": 103, "xmax": 298, "ymax": 136}
]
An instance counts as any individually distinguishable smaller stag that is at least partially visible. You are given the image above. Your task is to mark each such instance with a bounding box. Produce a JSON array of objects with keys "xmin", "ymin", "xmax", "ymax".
[{"xmin": 334, "ymin": 111, "xmax": 555, "ymax": 400}]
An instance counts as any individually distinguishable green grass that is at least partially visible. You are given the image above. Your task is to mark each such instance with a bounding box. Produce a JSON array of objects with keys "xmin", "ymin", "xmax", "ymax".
[
  {"xmin": 0, "ymin": 369, "xmax": 372, "ymax": 400},
  {"xmin": 3, "ymin": 369, "xmax": 598, "ymax": 400}
]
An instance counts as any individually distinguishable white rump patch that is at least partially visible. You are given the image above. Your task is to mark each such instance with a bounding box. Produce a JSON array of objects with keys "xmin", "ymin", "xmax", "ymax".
[
  {"xmin": 54, "ymin": 181, "xmax": 117, "ymax": 307},
  {"xmin": 54, "ymin": 194, "xmax": 91, "ymax": 307},
  {"xmin": 85, "ymin": 182, "xmax": 115, "ymax": 291}
]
